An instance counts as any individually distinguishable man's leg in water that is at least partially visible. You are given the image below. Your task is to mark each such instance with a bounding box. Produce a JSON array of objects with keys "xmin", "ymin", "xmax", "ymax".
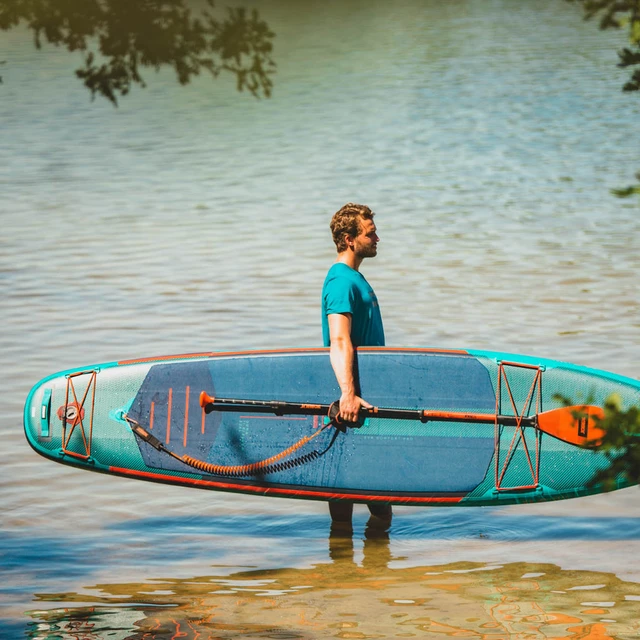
[
  {"xmin": 329, "ymin": 501, "xmax": 354, "ymax": 534},
  {"xmin": 329, "ymin": 501, "xmax": 391, "ymax": 533},
  {"xmin": 366, "ymin": 502, "xmax": 392, "ymax": 530}
]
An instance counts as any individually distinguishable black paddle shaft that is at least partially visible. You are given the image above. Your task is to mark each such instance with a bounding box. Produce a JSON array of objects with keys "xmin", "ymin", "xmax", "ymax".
[{"xmin": 200, "ymin": 394, "xmax": 537, "ymax": 429}]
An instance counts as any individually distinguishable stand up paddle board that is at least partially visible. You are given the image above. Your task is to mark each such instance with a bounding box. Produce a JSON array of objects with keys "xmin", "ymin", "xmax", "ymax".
[{"xmin": 23, "ymin": 348, "xmax": 640, "ymax": 505}]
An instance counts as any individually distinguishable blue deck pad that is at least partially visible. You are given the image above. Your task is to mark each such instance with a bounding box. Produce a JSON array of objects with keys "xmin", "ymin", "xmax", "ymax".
[{"xmin": 127, "ymin": 352, "xmax": 498, "ymax": 493}]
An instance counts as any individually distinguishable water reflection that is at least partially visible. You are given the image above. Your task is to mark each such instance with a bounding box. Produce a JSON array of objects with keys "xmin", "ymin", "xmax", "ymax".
[
  {"xmin": 0, "ymin": 0, "xmax": 275, "ymax": 104},
  {"xmin": 26, "ymin": 534, "xmax": 640, "ymax": 639}
]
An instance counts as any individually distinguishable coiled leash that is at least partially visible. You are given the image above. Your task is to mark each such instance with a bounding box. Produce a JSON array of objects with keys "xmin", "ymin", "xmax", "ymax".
[{"xmin": 123, "ymin": 400, "xmax": 351, "ymax": 478}]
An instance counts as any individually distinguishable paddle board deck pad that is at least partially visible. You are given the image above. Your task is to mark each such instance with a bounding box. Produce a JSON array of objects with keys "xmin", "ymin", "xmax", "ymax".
[{"xmin": 23, "ymin": 348, "xmax": 640, "ymax": 506}]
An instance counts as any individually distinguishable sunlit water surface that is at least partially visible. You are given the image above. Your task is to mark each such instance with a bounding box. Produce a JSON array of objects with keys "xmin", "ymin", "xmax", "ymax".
[{"xmin": 1, "ymin": 0, "xmax": 640, "ymax": 637}]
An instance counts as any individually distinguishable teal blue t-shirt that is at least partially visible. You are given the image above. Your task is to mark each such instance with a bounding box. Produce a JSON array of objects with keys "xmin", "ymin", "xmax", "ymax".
[{"xmin": 321, "ymin": 263, "xmax": 385, "ymax": 347}]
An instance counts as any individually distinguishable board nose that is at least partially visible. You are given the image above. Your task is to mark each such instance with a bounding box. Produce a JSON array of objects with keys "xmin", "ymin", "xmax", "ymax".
[
  {"xmin": 24, "ymin": 378, "xmax": 55, "ymax": 454},
  {"xmin": 23, "ymin": 369, "xmax": 98, "ymax": 461}
]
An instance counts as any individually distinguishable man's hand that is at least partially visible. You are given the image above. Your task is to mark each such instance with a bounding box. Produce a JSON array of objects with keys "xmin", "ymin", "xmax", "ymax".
[{"xmin": 338, "ymin": 391, "xmax": 372, "ymax": 424}]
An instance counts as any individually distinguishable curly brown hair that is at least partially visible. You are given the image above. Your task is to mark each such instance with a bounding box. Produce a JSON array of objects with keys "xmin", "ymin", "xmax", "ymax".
[{"xmin": 330, "ymin": 203, "xmax": 374, "ymax": 252}]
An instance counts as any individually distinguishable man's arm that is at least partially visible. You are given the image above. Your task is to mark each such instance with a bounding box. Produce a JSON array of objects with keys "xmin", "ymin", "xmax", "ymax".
[{"xmin": 327, "ymin": 313, "xmax": 372, "ymax": 423}]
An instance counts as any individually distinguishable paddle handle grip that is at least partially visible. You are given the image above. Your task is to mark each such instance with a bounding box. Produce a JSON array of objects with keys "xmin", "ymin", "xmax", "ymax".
[{"xmin": 199, "ymin": 391, "xmax": 328, "ymax": 417}]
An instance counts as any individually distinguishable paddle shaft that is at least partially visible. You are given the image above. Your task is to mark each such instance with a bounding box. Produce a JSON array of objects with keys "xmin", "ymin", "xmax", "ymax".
[{"xmin": 199, "ymin": 392, "xmax": 536, "ymax": 427}]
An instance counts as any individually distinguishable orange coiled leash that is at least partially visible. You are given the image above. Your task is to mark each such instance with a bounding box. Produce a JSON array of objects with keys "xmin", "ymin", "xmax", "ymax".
[{"xmin": 123, "ymin": 412, "xmax": 337, "ymax": 478}]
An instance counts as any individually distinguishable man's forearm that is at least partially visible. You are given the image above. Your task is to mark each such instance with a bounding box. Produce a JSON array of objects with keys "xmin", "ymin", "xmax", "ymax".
[{"xmin": 329, "ymin": 336, "xmax": 356, "ymax": 397}]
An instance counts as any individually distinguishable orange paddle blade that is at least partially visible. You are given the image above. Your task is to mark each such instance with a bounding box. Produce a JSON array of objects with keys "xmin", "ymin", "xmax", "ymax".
[{"xmin": 537, "ymin": 405, "xmax": 606, "ymax": 447}]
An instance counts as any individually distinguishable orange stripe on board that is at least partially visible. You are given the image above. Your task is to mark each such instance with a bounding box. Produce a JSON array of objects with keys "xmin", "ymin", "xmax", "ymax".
[
  {"xmin": 119, "ymin": 352, "xmax": 220, "ymax": 365},
  {"xmin": 118, "ymin": 346, "xmax": 470, "ymax": 365},
  {"xmin": 118, "ymin": 348, "xmax": 326, "ymax": 365},
  {"xmin": 358, "ymin": 347, "xmax": 469, "ymax": 355},
  {"xmin": 166, "ymin": 388, "xmax": 173, "ymax": 444},
  {"xmin": 201, "ymin": 406, "xmax": 206, "ymax": 435},
  {"xmin": 149, "ymin": 401, "xmax": 155, "ymax": 430},
  {"xmin": 108, "ymin": 466, "xmax": 465, "ymax": 504},
  {"xmin": 183, "ymin": 386, "xmax": 190, "ymax": 448}
]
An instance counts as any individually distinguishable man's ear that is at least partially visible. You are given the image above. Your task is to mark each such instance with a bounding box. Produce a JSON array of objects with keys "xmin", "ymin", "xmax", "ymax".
[{"xmin": 344, "ymin": 234, "xmax": 355, "ymax": 250}]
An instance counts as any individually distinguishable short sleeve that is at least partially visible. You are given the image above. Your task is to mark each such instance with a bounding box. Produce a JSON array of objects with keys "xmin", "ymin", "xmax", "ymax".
[{"xmin": 323, "ymin": 276, "xmax": 357, "ymax": 316}]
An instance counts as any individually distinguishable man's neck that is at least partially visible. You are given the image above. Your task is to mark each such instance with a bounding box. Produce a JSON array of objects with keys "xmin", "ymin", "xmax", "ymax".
[{"xmin": 337, "ymin": 251, "xmax": 362, "ymax": 271}]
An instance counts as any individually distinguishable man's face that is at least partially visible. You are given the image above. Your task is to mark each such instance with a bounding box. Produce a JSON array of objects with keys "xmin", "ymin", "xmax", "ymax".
[{"xmin": 352, "ymin": 218, "xmax": 379, "ymax": 258}]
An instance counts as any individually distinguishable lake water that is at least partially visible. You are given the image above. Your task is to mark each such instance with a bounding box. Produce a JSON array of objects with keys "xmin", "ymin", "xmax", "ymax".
[{"xmin": 2, "ymin": 0, "xmax": 640, "ymax": 637}]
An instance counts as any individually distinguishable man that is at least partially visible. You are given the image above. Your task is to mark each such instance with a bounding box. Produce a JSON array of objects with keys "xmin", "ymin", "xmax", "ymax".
[{"xmin": 321, "ymin": 203, "xmax": 392, "ymax": 528}]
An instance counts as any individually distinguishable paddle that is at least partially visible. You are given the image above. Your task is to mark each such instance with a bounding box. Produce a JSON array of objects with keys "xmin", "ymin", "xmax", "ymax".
[{"xmin": 199, "ymin": 392, "xmax": 605, "ymax": 447}]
